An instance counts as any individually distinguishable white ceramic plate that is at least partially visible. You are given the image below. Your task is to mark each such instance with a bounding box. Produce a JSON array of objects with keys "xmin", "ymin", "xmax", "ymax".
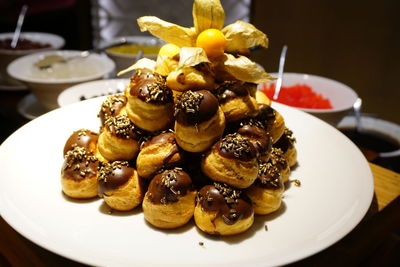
[
  {"xmin": 0, "ymin": 98, "xmax": 374, "ymax": 267},
  {"xmin": 58, "ymin": 79, "xmax": 129, "ymax": 107}
]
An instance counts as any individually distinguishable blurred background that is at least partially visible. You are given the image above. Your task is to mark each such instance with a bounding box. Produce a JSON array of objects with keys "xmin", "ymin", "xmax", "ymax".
[
  {"xmin": 0, "ymin": 0, "xmax": 398, "ymax": 124},
  {"xmin": 0, "ymin": 0, "xmax": 399, "ymax": 125}
]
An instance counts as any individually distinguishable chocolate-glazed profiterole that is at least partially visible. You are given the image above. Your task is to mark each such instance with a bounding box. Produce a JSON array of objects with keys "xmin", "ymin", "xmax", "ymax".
[
  {"xmin": 61, "ymin": 146, "xmax": 99, "ymax": 199},
  {"xmin": 174, "ymin": 90, "xmax": 225, "ymax": 152},
  {"xmin": 98, "ymin": 94, "xmax": 127, "ymax": 125},
  {"xmin": 216, "ymin": 81, "xmax": 258, "ymax": 122},
  {"xmin": 97, "ymin": 114, "xmax": 141, "ymax": 161},
  {"xmin": 274, "ymin": 128, "xmax": 297, "ymax": 167},
  {"xmin": 63, "ymin": 129, "xmax": 99, "ymax": 156},
  {"xmin": 254, "ymin": 104, "xmax": 285, "ymax": 144},
  {"xmin": 237, "ymin": 124, "xmax": 272, "ymax": 162},
  {"xmin": 201, "ymin": 133, "xmax": 259, "ymax": 188},
  {"xmin": 245, "ymin": 162, "xmax": 284, "ymax": 215},
  {"xmin": 98, "ymin": 161, "xmax": 144, "ymax": 211},
  {"xmin": 142, "ymin": 168, "xmax": 196, "ymax": 229},
  {"xmin": 166, "ymin": 63, "xmax": 215, "ymax": 92},
  {"xmin": 125, "ymin": 69, "xmax": 174, "ymax": 131},
  {"xmin": 136, "ymin": 131, "xmax": 183, "ymax": 178},
  {"xmin": 194, "ymin": 183, "xmax": 254, "ymax": 235}
]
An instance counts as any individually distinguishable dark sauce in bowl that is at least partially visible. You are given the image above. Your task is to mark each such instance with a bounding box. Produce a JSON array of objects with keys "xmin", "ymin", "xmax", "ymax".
[
  {"xmin": 339, "ymin": 127, "xmax": 400, "ymax": 172},
  {"xmin": 0, "ymin": 38, "xmax": 51, "ymax": 50}
]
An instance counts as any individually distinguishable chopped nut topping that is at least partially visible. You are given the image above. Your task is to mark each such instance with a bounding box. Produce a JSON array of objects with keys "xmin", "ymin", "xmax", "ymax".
[
  {"xmin": 143, "ymin": 79, "xmax": 172, "ymax": 103},
  {"xmin": 214, "ymin": 182, "xmax": 242, "ymax": 204},
  {"xmin": 219, "ymin": 133, "xmax": 252, "ymax": 159},
  {"xmin": 99, "ymin": 94, "xmax": 126, "ymax": 119},
  {"xmin": 258, "ymin": 162, "xmax": 281, "ymax": 187},
  {"xmin": 174, "ymin": 90, "xmax": 204, "ymax": 116},
  {"xmin": 270, "ymin": 147, "xmax": 287, "ymax": 166},
  {"xmin": 98, "ymin": 161, "xmax": 129, "ymax": 182},
  {"xmin": 104, "ymin": 115, "xmax": 137, "ymax": 139},
  {"xmin": 160, "ymin": 168, "xmax": 183, "ymax": 197},
  {"xmin": 239, "ymin": 117, "xmax": 265, "ymax": 130},
  {"xmin": 63, "ymin": 146, "xmax": 98, "ymax": 177},
  {"xmin": 291, "ymin": 179, "xmax": 301, "ymax": 187}
]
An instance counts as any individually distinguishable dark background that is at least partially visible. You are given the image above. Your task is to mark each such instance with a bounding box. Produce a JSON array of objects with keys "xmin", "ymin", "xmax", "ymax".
[{"xmin": 0, "ymin": 0, "xmax": 399, "ymax": 126}]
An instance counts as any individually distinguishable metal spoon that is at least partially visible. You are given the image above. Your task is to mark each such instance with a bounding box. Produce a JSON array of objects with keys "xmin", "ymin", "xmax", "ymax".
[
  {"xmin": 11, "ymin": 5, "xmax": 28, "ymax": 48},
  {"xmin": 352, "ymin": 97, "xmax": 400, "ymax": 159},
  {"xmin": 353, "ymin": 97, "xmax": 362, "ymax": 132},
  {"xmin": 273, "ymin": 45, "xmax": 288, "ymax": 100}
]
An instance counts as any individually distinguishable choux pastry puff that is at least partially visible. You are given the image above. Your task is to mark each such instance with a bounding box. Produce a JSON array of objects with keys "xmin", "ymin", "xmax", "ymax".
[
  {"xmin": 201, "ymin": 133, "xmax": 259, "ymax": 189},
  {"xmin": 98, "ymin": 94, "xmax": 127, "ymax": 125},
  {"xmin": 97, "ymin": 114, "xmax": 141, "ymax": 161},
  {"xmin": 174, "ymin": 90, "xmax": 225, "ymax": 152},
  {"xmin": 254, "ymin": 104, "xmax": 286, "ymax": 144},
  {"xmin": 245, "ymin": 162, "xmax": 284, "ymax": 215},
  {"xmin": 97, "ymin": 161, "xmax": 144, "ymax": 211},
  {"xmin": 136, "ymin": 131, "xmax": 183, "ymax": 179},
  {"xmin": 237, "ymin": 124, "xmax": 272, "ymax": 162},
  {"xmin": 61, "ymin": 145, "xmax": 99, "ymax": 199},
  {"xmin": 63, "ymin": 128, "xmax": 98, "ymax": 156},
  {"xmin": 142, "ymin": 168, "xmax": 197, "ymax": 229},
  {"xmin": 216, "ymin": 81, "xmax": 259, "ymax": 122},
  {"xmin": 125, "ymin": 69, "xmax": 174, "ymax": 131},
  {"xmin": 194, "ymin": 182, "xmax": 254, "ymax": 236},
  {"xmin": 166, "ymin": 63, "xmax": 214, "ymax": 92}
]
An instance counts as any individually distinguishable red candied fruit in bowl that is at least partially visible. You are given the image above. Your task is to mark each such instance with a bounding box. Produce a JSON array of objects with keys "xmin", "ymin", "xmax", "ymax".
[{"xmin": 260, "ymin": 83, "xmax": 333, "ymax": 109}]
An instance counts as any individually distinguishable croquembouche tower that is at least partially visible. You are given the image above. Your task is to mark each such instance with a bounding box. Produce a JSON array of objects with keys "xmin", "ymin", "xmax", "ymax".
[{"xmin": 61, "ymin": 0, "xmax": 297, "ymax": 236}]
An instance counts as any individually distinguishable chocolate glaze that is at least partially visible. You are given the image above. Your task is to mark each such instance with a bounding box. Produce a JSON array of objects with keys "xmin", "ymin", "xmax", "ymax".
[
  {"xmin": 98, "ymin": 94, "xmax": 127, "ymax": 124},
  {"xmin": 63, "ymin": 129, "xmax": 98, "ymax": 156},
  {"xmin": 147, "ymin": 168, "xmax": 194, "ymax": 204},
  {"xmin": 129, "ymin": 69, "xmax": 172, "ymax": 104},
  {"xmin": 217, "ymin": 134, "xmax": 258, "ymax": 161},
  {"xmin": 216, "ymin": 81, "xmax": 249, "ymax": 103},
  {"xmin": 255, "ymin": 162, "xmax": 284, "ymax": 190},
  {"xmin": 98, "ymin": 162, "xmax": 134, "ymax": 196},
  {"xmin": 237, "ymin": 125, "xmax": 272, "ymax": 159},
  {"xmin": 274, "ymin": 128, "xmax": 296, "ymax": 153},
  {"xmin": 197, "ymin": 185, "xmax": 253, "ymax": 225},
  {"xmin": 175, "ymin": 90, "xmax": 219, "ymax": 126},
  {"xmin": 269, "ymin": 148, "xmax": 289, "ymax": 171},
  {"xmin": 256, "ymin": 104, "xmax": 276, "ymax": 130},
  {"xmin": 62, "ymin": 147, "xmax": 99, "ymax": 181},
  {"xmin": 143, "ymin": 132, "xmax": 182, "ymax": 166},
  {"xmin": 104, "ymin": 115, "xmax": 139, "ymax": 140}
]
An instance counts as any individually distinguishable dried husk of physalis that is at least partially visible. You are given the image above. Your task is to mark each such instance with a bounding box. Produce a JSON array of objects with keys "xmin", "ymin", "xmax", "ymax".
[
  {"xmin": 117, "ymin": 58, "xmax": 156, "ymax": 77},
  {"xmin": 177, "ymin": 47, "xmax": 210, "ymax": 68},
  {"xmin": 222, "ymin": 20, "xmax": 269, "ymax": 52},
  {"xmin": 222, "ymin": 54, "xmax": 273, "ymax": 84},
  {"xmin": 137, "ymin": 16, "xmax": 196, "ymax": 47},
  {"xmin": 192, "ymin": 0, "xmax": 225, "ymax": 33},
  {"xmin": 155, "ymin": 55, "xmax": 178, "ymax": 76}
]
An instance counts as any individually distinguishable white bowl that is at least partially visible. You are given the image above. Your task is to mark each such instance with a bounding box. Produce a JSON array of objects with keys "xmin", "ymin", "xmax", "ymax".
[
  {"xmin": 104, "ymin": 36, "xmax": 164, "ymax": 77},
  {"xmin": 0, "ymin": 32, "xmax": 65, "ymax": 87},
  {"xmin": 260, "ymin": 73, "xmax": 358, "ymax": 125},
  {"xmin": 58, "ymin": 78, "xmax": 129, "ymax": 107},
  {"xmin": 7, "ymin": 50, "xmax": 115, "ymax": 110}
]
